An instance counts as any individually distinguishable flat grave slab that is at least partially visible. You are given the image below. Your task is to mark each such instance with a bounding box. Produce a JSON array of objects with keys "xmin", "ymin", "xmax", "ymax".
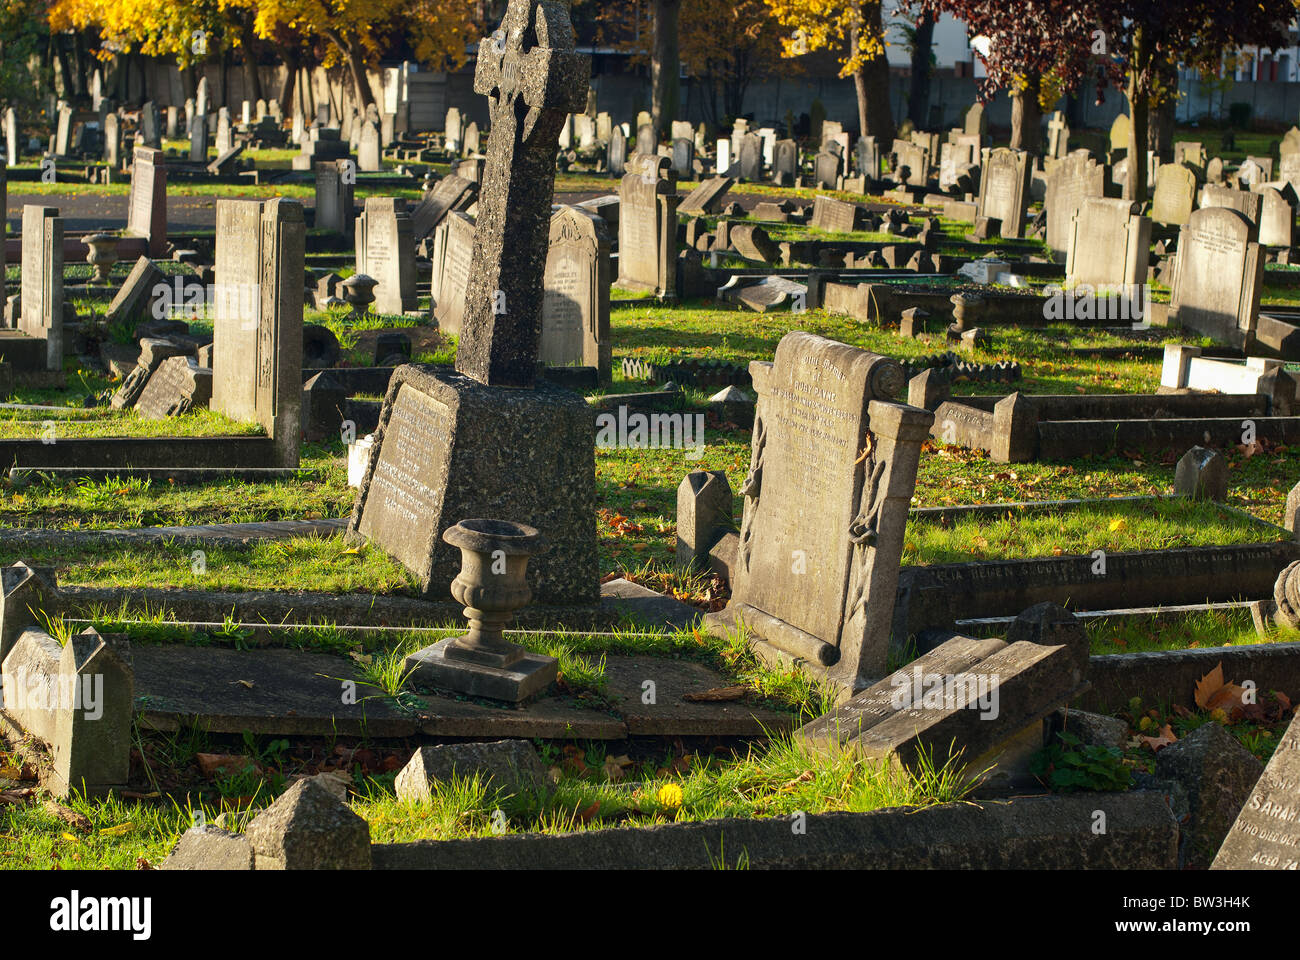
[{"xmin": 129, "ymin": 645, "xmax": 788, "ymax": 741}]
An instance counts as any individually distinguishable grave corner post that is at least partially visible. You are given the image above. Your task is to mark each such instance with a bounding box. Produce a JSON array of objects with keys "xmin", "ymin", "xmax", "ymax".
[
  {"xmin": 833, "ymin": 401, "xmax": 934, "ymax": 688},
  {"xmin": 259, "ymin": 197, "xmax": 306, "ymax": 466}
]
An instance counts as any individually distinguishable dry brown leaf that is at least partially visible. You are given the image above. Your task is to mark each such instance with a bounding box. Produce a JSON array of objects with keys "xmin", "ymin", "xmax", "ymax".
[
  {"xmin": 1139, "ymin": 724, "xmax": 1178, "ymax": 753},
  {"xmin": 44, "ymin": 799, "xmax": 91, "ymax": 833},
  {"xmin": 682, "ymin": 685, "xmax": 749, "ymax": 703},
  {"xmin": 196, "ymin": 753, "xmax": 256, "ymax": 778}
]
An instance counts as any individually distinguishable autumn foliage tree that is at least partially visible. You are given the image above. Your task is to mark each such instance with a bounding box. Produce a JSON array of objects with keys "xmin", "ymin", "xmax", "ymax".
[
  {"xmin": 917, "ymin": 0, "xmax": 1292, "ymax": 200},
  {"xmin": 680, "ymin": 0, "xmax": 790, "ymax": 128},
  {"xmin": 764, "ymin": 0, "xmax": 893, "ymax": 141}
]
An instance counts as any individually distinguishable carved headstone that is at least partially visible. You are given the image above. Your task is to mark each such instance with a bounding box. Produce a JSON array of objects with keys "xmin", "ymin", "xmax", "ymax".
[
  {"xmin": 355, "ymin": 197, "xmax": 418, "ymax": 315},
  {"xmin": 617, "ymin": 153, "xmax": 678, "ymax": 297},
  {"xmin": 704, "ymin": 332, "xmax": 928, "ymax": 694},
  {"xmin": 1169, "ymin": 207, "xmax": 1263, "ymax": 349},
  {"xmin": 19, "ymin": 205, "xmax": 63, "ymax": 371},
  {"xmin": 541, "ymin": 205, "xmax": 611, "ymax": 381}
]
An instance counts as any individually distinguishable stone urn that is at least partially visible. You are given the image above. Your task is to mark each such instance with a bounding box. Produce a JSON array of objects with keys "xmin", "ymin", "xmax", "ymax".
[
  {"xmin": 443, "ymin": 519, "xmax": 548, "ymax": 665},
  {"xmin": 85, "ymin": 233, "xmax": 121, "ymax": 284},
  {"xmin": 402, "ymin": 519, "xmax": 557, "ymax": 702},
  {"xmin": 341, "ymin": 273, "xmax": 377, "ymax": 322},
  {"xmin": 949, "ymin": 293, "xmax": 984, "ymax": 331}
]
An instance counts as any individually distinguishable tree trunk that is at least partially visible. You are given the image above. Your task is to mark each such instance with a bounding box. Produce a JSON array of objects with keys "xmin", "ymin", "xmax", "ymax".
[
  {"xmin": 219, "ymin": 47, "xmax": 230, "ymax": 107},
  {"xmin": 850, "ymin": 4, "xmax": 893, "ymax": 141},
  {"xmin": 239, "ymin": 16, "xmax": 263, "ymax": 103},
  {"xmin": 338, "ymin": 39, "xmax": 375, "ymax": 107},
  {"xmin": 907, "ymin": 13, "xmax": 934, "ymax": 128},
  {"xmin": 1125, "ymin": 26, "xmax": 1150, "ymax": 204},
  {"xmin": 1010, "ymin": 73, "xmax": 1042, "ymax": 154},
  {"xmin": 1147, "ymin": 62, "xmax": 1177, "ymax": 160},
  {"xmin": 652, "ymin": 0, "xmax": 682, "ymax": 140},
  {"xmin": 280, "ymin": 48, "xmax": 299, "ymax": 122}
]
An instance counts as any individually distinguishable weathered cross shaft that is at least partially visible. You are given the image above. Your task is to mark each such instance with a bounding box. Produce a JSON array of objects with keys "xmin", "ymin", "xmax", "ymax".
[{"xmin": 455, "ymin": 0, "xmax": 590, "ymax": 388}]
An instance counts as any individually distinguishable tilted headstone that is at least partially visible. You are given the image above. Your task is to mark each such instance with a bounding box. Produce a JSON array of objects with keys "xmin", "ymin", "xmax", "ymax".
[
  {"xmin": 410, "ymin": 173, "xmax": 478, "ymax": 241},
  {"xmin": 1213, "ymin": 710, "xmax": 1300, "ymax": 869},
  {"xmin": 617, "ymin": 152, "xmax": 678, "ymax": 297},
  {"xmin": 1169, "ymin": 206, "xmax": 1263, "ymax": 348},
  {"xmin": 314, "ymin": 159, "xmax": 356, "ymax": 236},
  {"xmin": 355, "ymin": 197, "xmax": 418, "ymax": 315},
  {"xmin": 463, "ymin": 121, "xmax": 481, "ymax": 157},
  {"xmin": 976, "ymin": 147, "xmax": 1031, "ymax": 238},
  {"xmin": 703, "ymin": 332, "xmax": 926, "ymax": 693},
  {"xmin": 541, "ymin": 205, "xmax": 611, "ymax": 381},
  {"xmin": 126, "ymin": 146, "xmax": 167, "ymax": 257},
  {"xmin": 964, "ymin": 102, "xmax": 987, "ymax": 140},
  {"xmin": 810, "ymin": 195, "xmax": 863, "ymax": 233},
  {"xmin": 1151, "ymin": 162, "xmax": 1198, "ymax": 227},
  {"xmin": 1065, "ymin": 198, "xmax": 1151, "ymax": 291},
  {"xmin": 678, "ymin": 176, "xmax": 733, "ymax": 216},
  {"xmin": 53, "ymin": 101, "xmax": 72, "ymax": 156},
  {"xmin": 348, "ymin": 0, "xmax": 596, "ymax": 609},
  {"xmin": 104, "ymin": 256, "xmax": 163, "ymax": 329},
  {"xmin": 19, "ymin": 205, "xmax": 63, "ymax": 371},
  {"xmin": 136, "ymin": 355, "xmax": 213, "ymax": 418},
  {"xmin": 429, "ymin": 210, "xmax": 476, "ymax": 336}
]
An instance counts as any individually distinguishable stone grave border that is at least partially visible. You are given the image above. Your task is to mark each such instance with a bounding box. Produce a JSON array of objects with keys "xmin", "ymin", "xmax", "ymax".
[
  {"xmin": 922, "ymin": 389, "xmax": 1300, "ymax": 462},
  {"xmin": 893, "ymin": 494, "xmax": 1298, "ymax": 642},
  {"xmin": 823, "ymin": 281, "xmax": 1088, "ymax": 328}
]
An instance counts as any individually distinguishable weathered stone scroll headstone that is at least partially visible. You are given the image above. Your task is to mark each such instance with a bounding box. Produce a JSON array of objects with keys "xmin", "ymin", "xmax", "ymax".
[
  {"xmin": 19, "ymin": 205, "xmax": 63, "ymax": 371},
  {"xmin": 349, "ymin": 0, "xmax": 597, "ymax": 619},
  {"xmin": 704, "ymin": 332, "xmax": 928, "ymax": 695}
]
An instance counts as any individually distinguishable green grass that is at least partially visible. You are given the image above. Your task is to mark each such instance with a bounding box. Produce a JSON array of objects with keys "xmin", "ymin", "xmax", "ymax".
[
  {"xmin": 4, "ymin": 533, "xmax": 416, "ymax": 596},
  {"xmin": 0, "ymin": 730, "xmax": 976, "ymax": 866},
  {"xmin": 1087, "ymin": 608, "xmax": 1300, "ymax": 656},
  {"xmin": 904, "ymin": 497, "xmax": 1282, "ymax": 565}
]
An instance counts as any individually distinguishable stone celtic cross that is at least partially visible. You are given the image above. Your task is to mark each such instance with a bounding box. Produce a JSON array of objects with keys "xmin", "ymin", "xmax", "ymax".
[{"xmin": 455, "ymin": 0, "xmax": 590, "ymax": 388}]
